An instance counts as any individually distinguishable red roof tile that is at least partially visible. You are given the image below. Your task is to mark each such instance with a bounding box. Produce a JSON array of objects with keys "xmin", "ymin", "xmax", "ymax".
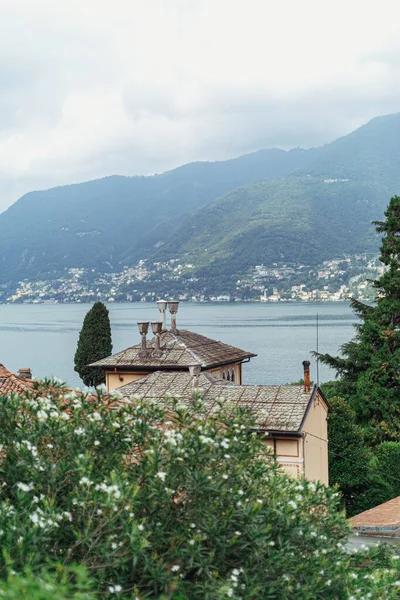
[
  {"xmin": 0, "ymin": 364, "xmax": 34, "ymax": 396},
  {"xmin": 350, "ymin": 496, "xmax": 400, "ymax": 531}
]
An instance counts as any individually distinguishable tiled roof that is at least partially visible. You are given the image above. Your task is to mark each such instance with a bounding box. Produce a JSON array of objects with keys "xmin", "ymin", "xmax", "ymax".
[
  {"xmin": 90, "ymin": 329, "xmax": 256, "ymax": 369},
  {"xmin": 350, "ymin": 496, "xmax": 400, "ymax": 531},
  {"xmin": 116, "ymin": 371, "xmax": 314, "ymax": 432},
  {"xmin": 0, "ymin": 364, "xmax": 34, "ymax": 395},
  {"xmin": 0, "ymin": 364, "xmax": 12, "ymax": 378}
]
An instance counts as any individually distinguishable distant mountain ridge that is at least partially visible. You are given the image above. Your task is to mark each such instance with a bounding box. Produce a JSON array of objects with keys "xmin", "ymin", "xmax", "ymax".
[
  {"xmin": 1, "ymin": 113, "xmax": 400, "ymax": 285},
  {"xmin": 0, "ymin": 147, "xmax": 316, "ymax": 284}
]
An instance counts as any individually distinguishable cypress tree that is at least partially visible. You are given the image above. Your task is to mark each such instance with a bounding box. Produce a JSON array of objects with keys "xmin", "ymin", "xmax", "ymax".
[
  {"xmin": 74, "ymin": 302, "xmax": 112, "ymax": 387},
  {"xmin": 318, "ymin": 196, "xmax": 400, "ymax": 443}
]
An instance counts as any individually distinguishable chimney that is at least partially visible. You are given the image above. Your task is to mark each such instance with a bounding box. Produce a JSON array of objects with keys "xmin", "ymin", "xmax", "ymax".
[
  {"xmin": 151, "ymin": 321, "xmax": 163, "ymax": 356},
  {"xmin": 157, "ymin": 300, "xmax": 168, "ymax": 331},
  {"xmin": 302, "ymin": 360, "xmax": 311, "ymax": 393},
  {"xmin": 168, "ymin": 301, "xmax": 180, "ymax": 334},
  {"xmin": 188, "ymin": 364, "xmax": 201, "ymax": 390},
  {"xmin": 18, "ymin": 368, "xmax": 32, "ymax": 380},
  {"xmin": 138, "ymin": 322, "xmax": 150, "ymax": 357}
]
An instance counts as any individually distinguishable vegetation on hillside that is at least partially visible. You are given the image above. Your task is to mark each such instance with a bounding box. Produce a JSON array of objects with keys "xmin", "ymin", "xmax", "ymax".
[
  {"xmin": 161, "ymin": 176, "xmax": 382, "ymax": 279},
  {"xmin": 3, "ymin": 114, "xmax": 400, "ymax": 285},
  {"xmin": 0, "ymin": 148, "xmax": 312, "ymax": 284},
  {"xmin": 0, "ymin": 380, "xmax": 398, "ymax": 598}
]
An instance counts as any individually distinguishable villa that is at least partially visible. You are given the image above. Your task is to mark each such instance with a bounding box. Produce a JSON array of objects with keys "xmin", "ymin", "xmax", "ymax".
[{"xmin": 91, "ymin": 301, "xmax": 329, "ymax": 484}]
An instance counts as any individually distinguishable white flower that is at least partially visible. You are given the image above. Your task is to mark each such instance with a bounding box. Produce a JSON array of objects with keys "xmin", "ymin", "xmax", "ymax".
[
  {"xmin": 189, "ymin": 539, "xmax": 195, "ymax": 545},
  {"xmin": 171, "ymin": 565, "xmax": 180, "ymax": 572},
  {"xmin": 37, "ymin": 410, "xmax": 48, "ymax": 421},
  {"xmin": 157, "ymin": 471, "xmax": 167, "ymax": 482},
  {"xmin": 47, "ymin": 443, "xmax": 54, "ymax": 449},
  {"xmin": 108, "ymin": 584, "xmax": 122, "ymax": 593},
  {"xmin": 16, "ymin": 482, "xmax": 33, "ymax": 492},
  {"xmin": 256, "ymin": 498, "xmax": 263, "ymax": 504},
  {"xmin": 93, "ymin": 440, "xmax": 100, "ymax": 446},
  {"xmin": 79, "ymin": 477, "xmax": 93, "ymax": 486},
  {"xmin": 238, "ymin": 489, "xmax": 244, "ymax": 495},
  {"xmin": 288, "ymin": 500, "xmax": 297, "ymax": 510},
  {"xmin": 91, "ymin": 412, "xmax": 102, "ymax": 421},
  {"xmin": 138, "ymin": 524, "xmax": 144, "ymax": 531},
  {"xmin": 111, "ymin": 542, "xmax": 118, "ymax": 549},
  {"xmin": 222, "ymin": 474, "xmax": 228, "ymax": 480},
  {"xmin": 74, "ymin": 428, "xmax": 85, "ymax": 436},
  {"xmin": 96, "ymin": 384, "xmax": 107, "ymax": 392}
]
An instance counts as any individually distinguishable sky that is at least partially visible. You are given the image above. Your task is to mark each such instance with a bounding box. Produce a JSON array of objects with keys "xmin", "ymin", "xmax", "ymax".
[{"xmin": 1, "ymin": 0, "xmax": 400, "ymax": 212}]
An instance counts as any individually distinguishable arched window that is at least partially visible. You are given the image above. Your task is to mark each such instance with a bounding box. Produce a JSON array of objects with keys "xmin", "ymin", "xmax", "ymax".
[
  {"xmin": 227, "ymin": 371, "xmax": 231, "ymax": 381},
  {"xmin": 231, "ymin": 370, "xmax": 235, "ymax": 383}
]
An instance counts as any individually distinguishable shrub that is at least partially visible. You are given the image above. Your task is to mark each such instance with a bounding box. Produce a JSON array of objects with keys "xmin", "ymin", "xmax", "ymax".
[
  {"xmin": 0, "ymin": 566, "xmax": 95, "ymax": 599},
  {"xmin": 0, "ymin": 381, "xmax": 398, "ymax": 598}
]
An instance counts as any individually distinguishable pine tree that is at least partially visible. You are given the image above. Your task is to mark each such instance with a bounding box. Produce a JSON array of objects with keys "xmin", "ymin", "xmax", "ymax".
[
  {"xmin": 318, "ymin": 196, "xmax": 400, "ymax": 443},
  {"xmin": 74, "ymin": 302, "xmax": 112, "ymax": 387}
]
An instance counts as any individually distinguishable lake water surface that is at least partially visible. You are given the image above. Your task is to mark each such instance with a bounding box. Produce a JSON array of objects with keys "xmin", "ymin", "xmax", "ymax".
[{"xmin": 0, "ymin": 302, "xmax": 357, "ymax": 387}]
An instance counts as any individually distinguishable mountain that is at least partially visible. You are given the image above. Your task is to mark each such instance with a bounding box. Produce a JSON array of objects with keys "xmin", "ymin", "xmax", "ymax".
[
  {"xmin": 303, "ymin": 113, "xmax": 400, "ymax": 187},
  {"xmin": 0, "ymin": 147, "xmax": 316, "ymax": 284},
  {"xmin": 157, "ymin": 113, "xmax": 400, "ymax": 277},
  {"xmin": 2, "ymin": 112, "xmax": 400, "ymax": 286}
]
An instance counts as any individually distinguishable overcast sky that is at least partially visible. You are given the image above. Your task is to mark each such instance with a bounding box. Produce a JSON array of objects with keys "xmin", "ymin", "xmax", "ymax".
[{"xmin": 1, "ymin": 0, "xmax": 400, "ymax": 212}]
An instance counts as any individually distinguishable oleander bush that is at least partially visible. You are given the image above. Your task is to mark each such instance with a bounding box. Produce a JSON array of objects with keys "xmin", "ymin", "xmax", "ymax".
[{"xmin": 0, "ymin": 380, "xmax": 398, "ymax": 599}]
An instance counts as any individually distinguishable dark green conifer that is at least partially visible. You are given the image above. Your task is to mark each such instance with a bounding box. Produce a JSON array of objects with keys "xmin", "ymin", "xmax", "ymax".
[
  {"xmin": 318, "ymin": 196, "xmax": 400, "ymax": 443},
  {"xmin": 74, "ymin": 302, "xmax": 112, "ymax": 387}
]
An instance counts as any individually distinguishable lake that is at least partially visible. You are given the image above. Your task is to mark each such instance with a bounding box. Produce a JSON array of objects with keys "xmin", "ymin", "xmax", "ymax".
[{"xmin": 0, "ymin": 302, "xmax": 357, "ymax": 388}]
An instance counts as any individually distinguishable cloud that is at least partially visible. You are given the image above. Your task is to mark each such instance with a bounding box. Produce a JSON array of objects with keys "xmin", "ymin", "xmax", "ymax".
[{"xmin": 1, "ymin": 0, "xmax": 400, "ymax": 210}]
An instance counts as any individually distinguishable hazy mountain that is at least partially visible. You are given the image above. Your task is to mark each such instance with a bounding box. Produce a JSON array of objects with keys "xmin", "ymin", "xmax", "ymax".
[
  {"xmin": 158, "ymin": 113, "xmax": 400, "ymax": 277},
  {"xmin": 0, "ymin": 147, "xmax": 316, "ymax": 283},
  {"xmin": 1, "ymin": 112, "xmax": 400, "ymax": 285}
]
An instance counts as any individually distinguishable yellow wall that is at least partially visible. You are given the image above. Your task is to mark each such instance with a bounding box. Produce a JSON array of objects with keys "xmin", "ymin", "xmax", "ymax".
[
  {"xmin": 106, "ymin": 361, "xmax": 244, "ymax": 392},
  {"xmin": 106, "ymin": 371, "xmax": 150, "ymax": 391},
  {"xmin": 275, "ymin": 438, "xmax": 305, "ymax": 479},
  {"xmin": 303, "ymin": 391, "xmax": 329, "ymax": 485},
  {"xmin": 263, "ymin": 437, "xmax": 305, "ymax": 480}
]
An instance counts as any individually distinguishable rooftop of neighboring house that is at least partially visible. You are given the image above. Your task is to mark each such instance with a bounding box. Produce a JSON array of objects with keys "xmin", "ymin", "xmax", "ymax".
[
  {"xmin": 0, "ymin": 364, "xmax": 34, "ymax": 395},
  {"xmin": 350, "ymin": 496, "xmax": 400, "ymax": 535},
  {"xmin": 116, "ymin": 370, "xmax": 320, "ymax": 433},
  {"xmin": 90, "ymin": 301, "xmax": 256, "ymax": 370}
]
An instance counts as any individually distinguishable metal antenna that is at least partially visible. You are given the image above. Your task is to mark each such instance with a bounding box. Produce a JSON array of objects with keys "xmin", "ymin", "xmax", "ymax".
[{"xmin": 316, "ymin": 313, "xmax": 320, "ymax": 387}]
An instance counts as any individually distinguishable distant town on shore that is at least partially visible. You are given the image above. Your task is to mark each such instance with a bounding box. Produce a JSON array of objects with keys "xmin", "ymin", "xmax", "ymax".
[{"xmin": 2, "ymin": 253, "xmax": 382, "ymax": 305}]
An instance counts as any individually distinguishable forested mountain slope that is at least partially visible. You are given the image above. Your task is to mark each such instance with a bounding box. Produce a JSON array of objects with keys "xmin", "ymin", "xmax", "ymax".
[
  {"xmin": 159, "ymin": 113, "xmax": 400, "ymax": 278},
  {"xmin": 2, "ymin": 112, "xmax": 400, "ymax": 284},
  {"xmin": 0, "ymin": 148, "xmax": 315, "ymax": 283}
]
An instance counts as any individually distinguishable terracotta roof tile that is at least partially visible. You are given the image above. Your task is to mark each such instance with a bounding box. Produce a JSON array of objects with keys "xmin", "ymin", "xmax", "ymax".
[
  {"xmin": 0, "ymin": 364, "xmax": 35, "ymax": 396},
  {"xmin": 116, "ymin": 371, "xmax": 313, "ymax": 433},
  {"xmin": 0, "ymin": 364, "xmax": 12, "ymax": 378},
  {"xmin": 90, "ymin": 330, "xmax": 256, "ymax": 370},
  {"xmin": 350, "ymin": 496, "xmax": 400, "ymax": 531}
]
